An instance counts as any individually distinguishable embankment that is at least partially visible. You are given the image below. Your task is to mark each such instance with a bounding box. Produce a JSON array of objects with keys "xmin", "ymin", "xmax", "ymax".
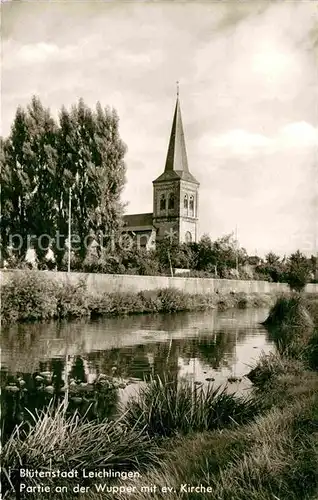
[
  {"xmin": 2, "ymin": 269, "xmax": 317, "ymax": 296},
  {"xmin": 1, "ymin": 271, "xmax": 274, "ymax": 323}
]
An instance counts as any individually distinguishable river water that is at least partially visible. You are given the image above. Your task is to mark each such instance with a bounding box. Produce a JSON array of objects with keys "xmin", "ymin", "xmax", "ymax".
[{"xmin": 1, "ymin": 307, "xmax": 274, "ymax": 437}]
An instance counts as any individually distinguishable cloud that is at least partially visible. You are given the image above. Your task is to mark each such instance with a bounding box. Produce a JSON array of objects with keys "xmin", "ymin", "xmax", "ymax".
[
  {"xmin": 201, "ymin": 129, "xmax": 271, "ymax": 157},
  {"xmin": 279, "ymin": 122, "xmax": 318, "ymax": 148},
  {"xmin": 198, "ymin": 122, "xmax": 318, "ymax": 159},
  {"xmin": 115, "ymin": 49, "xmax": 163, "ymax": 69},
  {"xmin": 17, "ymin": 42, "xmax": 60, "ymax": 63},
  {"xmin": 3, "ymin": 40, "xmax": 79, "ymax": 68}
]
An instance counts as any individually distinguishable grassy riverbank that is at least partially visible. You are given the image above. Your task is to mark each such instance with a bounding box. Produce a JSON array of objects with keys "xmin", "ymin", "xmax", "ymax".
[
  {"xmin": 1, "ymin": 271, "xmax": 273, "ymax": 324},
  {"xmin": 2, "ymin": 294, "xmax": 318, "ymax": 500},
  {"xmin": 84, "ymin": 294, "xmax": 318, "ymax": 500}
]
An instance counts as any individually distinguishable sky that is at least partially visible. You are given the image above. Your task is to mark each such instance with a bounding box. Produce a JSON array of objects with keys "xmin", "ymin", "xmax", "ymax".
[{"xmin": 2, "ymin": 0, "xmax": 318, "ymax": 256}]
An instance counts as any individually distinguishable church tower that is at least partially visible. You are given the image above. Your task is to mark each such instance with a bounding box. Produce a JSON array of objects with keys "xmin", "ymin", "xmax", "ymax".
[{"xmin": 153, "ymin": 90, "xmax": 199, "ymax": 244}]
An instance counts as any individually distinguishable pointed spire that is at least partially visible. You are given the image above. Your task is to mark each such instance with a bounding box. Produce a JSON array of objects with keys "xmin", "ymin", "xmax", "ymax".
[{"xmin": 164, "ymin": 89, "xmax": 189, "ymax": 173}]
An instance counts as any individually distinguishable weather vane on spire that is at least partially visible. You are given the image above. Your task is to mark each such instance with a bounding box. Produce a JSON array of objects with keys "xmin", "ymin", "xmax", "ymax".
[{"xmin": 176, "ymin": 80, "xmax": 179, "ymax": 97}]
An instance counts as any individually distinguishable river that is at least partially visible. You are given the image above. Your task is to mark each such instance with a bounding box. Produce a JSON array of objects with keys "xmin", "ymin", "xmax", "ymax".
[{"xmin": 1, "ymin": 307, "xmax": 274, "ymax": 438}]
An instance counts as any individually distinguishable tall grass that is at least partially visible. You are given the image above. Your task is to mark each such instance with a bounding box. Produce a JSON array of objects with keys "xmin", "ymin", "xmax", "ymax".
[
  {"xmin": 79, "ymin": 394, "xmax": 318, "ymax": 500},
  {"xmin": 263, "ymin": 295, "xmax": 316, "ymax": 363},
  {"xmin": 1, "ymin": 402, "xmax": 161, "ymax": 499},
  {"xmin": 123, "ymin": 377, "xmax": 263, "ymax": 437},
  {"xmin": 306, "ymin": 331, "xmax": 318, "ymax": 370},
  {"xmin": 306, "ymin": 296, "xmax": 318, "ymax": 325},
  {"xmin": 208, "ymin": 397, "xmax": 318, "ymax": 500},
  {"xmin": 1, "ymin": 380, "xmax": 264, "ymax": 499},
  {"xmin": 264, "ymin": 294, "xmax": 314, "ymax": 332},
  {"xmin": 247, "ymin": 352, "xmax": 305, "ymax": 389},
  {"xmin": 248, "ymin": 293, "xmax": 318, "ymax": 398},
  {"xmin": 1, "ymin": 382, "xmax": 265, "ymax": 499}
]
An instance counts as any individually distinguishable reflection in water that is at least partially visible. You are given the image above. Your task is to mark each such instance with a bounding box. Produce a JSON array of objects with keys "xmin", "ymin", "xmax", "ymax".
[{"xmin": 1, "ymin": 308, "xmax": 274, "ymax": 441}]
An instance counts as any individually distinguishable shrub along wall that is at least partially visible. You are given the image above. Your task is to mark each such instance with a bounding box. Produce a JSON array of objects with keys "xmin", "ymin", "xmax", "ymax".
[
  {"xmin": 1, "ymin": 270, "xmax": 317, "ymax": 297},
  {"xmin": 1, "ymin": 272, "xmax": 275, "ymax": 324}
]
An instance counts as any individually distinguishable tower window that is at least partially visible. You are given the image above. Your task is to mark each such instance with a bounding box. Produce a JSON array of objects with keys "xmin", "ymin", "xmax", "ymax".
[
  {"xmin": 189, "ymin": 195, "xmax": 194, "ymax": 216},
  {"xmin": 168, "ymin": 192, "xmax": 175, "ymax": 210},
  {"xmin": 184, "ymin": 194, "xmax": 188, "ymax": 210},
  {"xmin": 185, "ymin": 231, "xmax": 192, "ymax": 243},
  {"xmin": 160, "ymin": 194, "xmax": 166, "ymax": 211}
]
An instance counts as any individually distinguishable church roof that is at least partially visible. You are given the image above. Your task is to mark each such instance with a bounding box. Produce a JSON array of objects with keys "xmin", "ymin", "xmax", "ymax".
[
  {"xmin": 123, "ymin": 212, "xmax": 154, "ymax": 230},
  {"xmin": 153, "ymin": 169, "xmax": 199, "ymax": 184},
  {"xmin": 153, "ymin": 96, "xmax": 199, "ymax": 185}
]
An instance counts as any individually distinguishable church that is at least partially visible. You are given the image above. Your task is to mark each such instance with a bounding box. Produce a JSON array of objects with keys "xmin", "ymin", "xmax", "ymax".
[{"xmin": 122, "ymin": 92, "xmax": 200, "ymax": 250}]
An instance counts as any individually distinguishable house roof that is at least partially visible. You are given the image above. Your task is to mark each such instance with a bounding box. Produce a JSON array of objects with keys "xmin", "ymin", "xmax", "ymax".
[{"xmin": 153, "ymin": 96, "xmax": 199, "ymax": 185}]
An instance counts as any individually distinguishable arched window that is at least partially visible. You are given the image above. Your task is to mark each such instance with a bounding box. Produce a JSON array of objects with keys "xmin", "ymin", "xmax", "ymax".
[
  {"xmin": 160, "ymin": 194, "xmax": 166, "ymax": 211},
  {"xmin": 184, "ymin": 194, "xmax": 188, "ymax": 210},
  {"xmin": 189, "ymin": 195, "xmax": 194, "ymax": 216},
  {"xmin": 168, "ymin": 192, "xmax": 175, "ymax": 210},
  {"xmin": 185, "ymin": 231, "xmax": 192, "ymax": 244}
]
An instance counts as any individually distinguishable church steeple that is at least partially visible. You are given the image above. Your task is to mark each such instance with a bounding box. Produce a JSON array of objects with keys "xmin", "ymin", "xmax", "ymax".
[
  {"xmin": 152, "ymin": 89, "xmax": 200, "ymax": 245},
  {"xmin": 123, "ymin": 87, "xmax": 199, "ymax": 249},
  {"xmin": 153, "ymin": 89, "xmax": 199, "ymax": 185},
  {"xmin": 164, "ymin": 93, "xmax": 189, "ymax": 173}
]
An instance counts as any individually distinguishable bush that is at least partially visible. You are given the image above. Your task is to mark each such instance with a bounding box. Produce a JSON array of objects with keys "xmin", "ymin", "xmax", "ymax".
[
  {"xmin": 1, "ymin": 272, "xmax": 91, "ymax": 322},
  {"xmin": 137, "ymin": 290, "xmax": 162, "ymax": 312},
  {"xmin": 56, "ymin": 279, "xmax": 90, "ymax": 318},
  {"xmin": 1, "ymin": 272, "xmax": 59, "ymax": 322},
  {"xmin": 82, "ymin": 255, "xmax": 126, "ymax": 274},
  {"xmin": 1, "ymin": 273, "xmax": 273, "ymax": 324},
  {"xmin": 107, "ymin": 292, "xmax": 145, "ymax": 314},
  {"xmin": 157, "ymin": 288, "xmax": 190, "ymax": 312}
]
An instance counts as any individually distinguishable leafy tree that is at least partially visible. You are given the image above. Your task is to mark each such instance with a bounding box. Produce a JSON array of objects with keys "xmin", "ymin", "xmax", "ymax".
[
  {"xmin": 1, "ymin": 96, "xmax": 127, "ymax": 267},
  {"xmin": 265, "ymin": 252, "xmax": 281, "ymax": 266},
  {"xmin": 211, "ymin": 234, "xmax": 247, "ymax": 277},
  {"xmin": 1, "ymin": 107, "xmax": 35, "ymax": 259},
  {"xmin": 56, "ymin": 99, "xmax": 127, "ymax": 260},
  {"xmin": 255, "ymin": 251, "xmax": 286, "ymax": 283},
  {"xmin": 194, "ymin": 234, "xmax": 215, "ymax": 272},
  {"xmin": 156, "ymin": 239, "xmax": 194, "ymax": 273},
  {"xmin": 1, "ymin": 98, "xmax": 60, "ymax": 262},
  {"xmin": 248, "ymin": 255, "xmax": 261, "ymax": 266},
  {"xmin": 24, "ymin": 97, "xmax": 58, "ymax": 261},
  {"xmin": 0, "ymin": 138, "xmax": 12, "ymax": 262},
  {"xmin": 285, "ymin": 250, "xmax": 311, "ymax": 292},
  {"xmin": 123, "ymin": 248, "xmax": 160, "ymax": 276}
]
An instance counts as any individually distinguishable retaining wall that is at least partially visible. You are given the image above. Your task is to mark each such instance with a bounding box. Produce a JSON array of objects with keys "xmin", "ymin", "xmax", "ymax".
[{"xmin": 1, "ymin": 269, "xmax": 317, "ymax": 295}]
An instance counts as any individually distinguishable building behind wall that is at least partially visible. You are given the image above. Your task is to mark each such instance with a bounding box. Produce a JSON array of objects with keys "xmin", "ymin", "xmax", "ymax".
[{"xmin": 122, "ymin": 93, "xmax": 200, "ymax": 249}]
